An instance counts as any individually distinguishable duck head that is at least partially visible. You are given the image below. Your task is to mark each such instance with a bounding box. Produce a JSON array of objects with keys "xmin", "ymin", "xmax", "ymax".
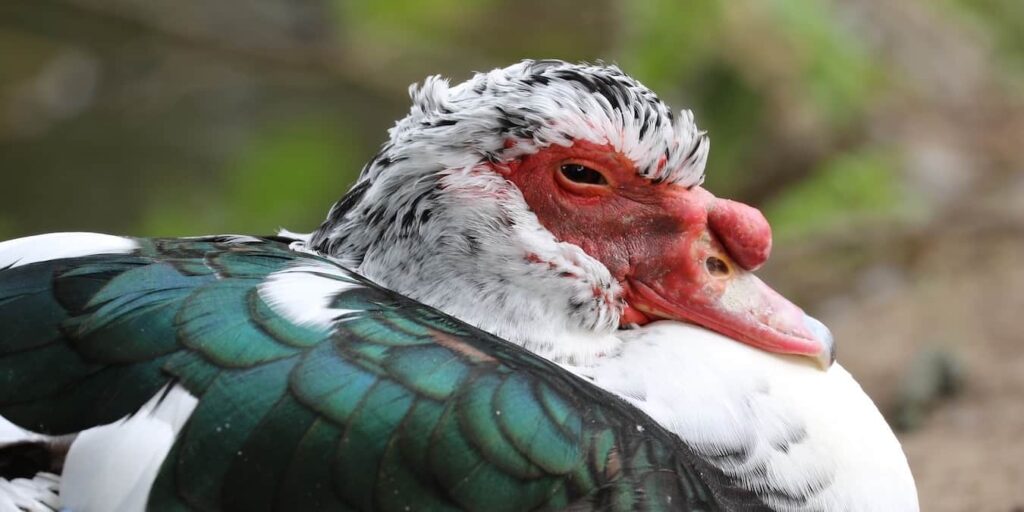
[{"xmin": 310, "ymin": 60, "xmax": 834, "ymax": 368}]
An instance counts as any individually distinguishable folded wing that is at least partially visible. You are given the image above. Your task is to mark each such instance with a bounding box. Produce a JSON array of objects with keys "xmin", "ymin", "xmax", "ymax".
[{"xmin": 0, "ymin": 235, "xmax": 765, "ymax": 511}]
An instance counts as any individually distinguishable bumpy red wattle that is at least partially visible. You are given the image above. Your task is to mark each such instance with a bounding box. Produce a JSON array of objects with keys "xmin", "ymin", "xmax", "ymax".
[{"xmin": 707, "ymin": 199, "xmax": 772, "ymax": 271}]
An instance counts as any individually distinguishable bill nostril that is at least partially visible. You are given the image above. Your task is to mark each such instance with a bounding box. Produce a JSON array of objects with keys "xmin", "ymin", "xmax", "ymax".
[{"xmin": 705, "ymin": 256, "xmax": 730, "ymax": 277}]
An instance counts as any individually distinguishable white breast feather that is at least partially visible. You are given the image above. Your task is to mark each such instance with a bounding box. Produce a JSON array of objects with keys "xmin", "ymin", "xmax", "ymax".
[{"xmin": 570, "ymin": 321, "xmax": 919, "ymax": 512}]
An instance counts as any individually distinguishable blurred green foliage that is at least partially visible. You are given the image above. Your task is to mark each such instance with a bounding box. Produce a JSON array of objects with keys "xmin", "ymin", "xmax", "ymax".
[
  {"xmin": 0, "ymin": 0, "xmax": 1017, "ymax": 241},
  {"xmin": 765, "ymin": 149, "xmax": 900, "ymax": 239},
  {"xmin": 141, "ymin": 118, "xmax": 362, "ymax": 236},
  {"xmin": 945, "ymin": 0, "xmax": 1024, "ymax": 74},
  {"xmin": 769, "ymin": 0, "xmax": 880, "ymax": 123},
  {"xmin": 616, "ymin": 0, "xmax": 722, "ymax": 90},
  {"xmin": 335, "ymin": 0, "xmax": 498, "ymax": 46}
]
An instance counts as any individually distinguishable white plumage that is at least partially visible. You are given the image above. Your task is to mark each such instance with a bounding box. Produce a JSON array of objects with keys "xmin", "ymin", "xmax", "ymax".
[
  {"xmin": 0, "ymin": 233, "xmax": 137, "ymax": 270},
  {"xmin": 60, "ymin": 387, "xmax": 197, "ymax": 512},
  {"xmin": 573, "ymin": 321, "xmax": 918, "ymax": 511}
]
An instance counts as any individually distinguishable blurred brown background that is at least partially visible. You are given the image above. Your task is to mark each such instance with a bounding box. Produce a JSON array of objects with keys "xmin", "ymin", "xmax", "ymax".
[{"xmin": 1, "ymin": 1, "xmax": 1022, "ymax": 509}]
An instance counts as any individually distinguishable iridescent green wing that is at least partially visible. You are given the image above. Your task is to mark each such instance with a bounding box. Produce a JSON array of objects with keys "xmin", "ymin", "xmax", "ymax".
[{"xmin": 0, "ymin": 236, "xmax": 764, "ymax": 511}]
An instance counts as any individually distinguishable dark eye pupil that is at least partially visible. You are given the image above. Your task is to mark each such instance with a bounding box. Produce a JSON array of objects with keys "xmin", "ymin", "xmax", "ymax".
[{"xmin": 560, "ymin": 164, "xmax": 607, "ymax": 185}]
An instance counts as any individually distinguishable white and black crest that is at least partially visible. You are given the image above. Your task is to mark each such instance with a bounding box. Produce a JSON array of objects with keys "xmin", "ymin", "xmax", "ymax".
[{"xmin": 311, "ymin": 59, "xmax": 709, "ymax": 255}]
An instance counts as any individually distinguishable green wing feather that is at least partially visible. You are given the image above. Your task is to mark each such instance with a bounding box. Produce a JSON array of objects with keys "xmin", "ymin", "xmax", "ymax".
[{"xmin": 0, "ymin": 236, "xmax": 766, "ymax": 511}]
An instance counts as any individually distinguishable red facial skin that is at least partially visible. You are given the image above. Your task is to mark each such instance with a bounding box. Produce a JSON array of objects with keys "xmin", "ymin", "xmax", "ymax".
[{"xmin": 498, "ymin": 140, "xmax": 830, "ymax": 364}]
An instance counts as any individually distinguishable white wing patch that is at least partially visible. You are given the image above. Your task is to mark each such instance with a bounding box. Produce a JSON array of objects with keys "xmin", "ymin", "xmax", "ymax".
[
  {"xmin": 0, "ymin": 472, "xmax": 59, "ymax": 512},
  {"xmin": 276, "ymin": 229, "xmax": 312, "ymax": 244},
  {"xmin": 0, "ymin": 233, "xmax": 137, "ymax": 269},
  {"xmin": 0, "ymin": 387, "xmax": 197, "ymax": 512},
  {"xmin": 0, "ymin": 416, "xmax": 39, "ymax": 445},
  {"xmin": 259, "ymin": 261, "xmax": 363, "ymax": 330},
  {"xmin": 59, "ymin": 386, "xmax": 198, "ymax": 512}
]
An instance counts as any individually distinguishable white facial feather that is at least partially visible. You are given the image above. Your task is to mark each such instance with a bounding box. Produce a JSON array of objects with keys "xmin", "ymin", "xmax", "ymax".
[{"xmin": 309, "ymin": 60, "xmax": 708, "ymax": 364}]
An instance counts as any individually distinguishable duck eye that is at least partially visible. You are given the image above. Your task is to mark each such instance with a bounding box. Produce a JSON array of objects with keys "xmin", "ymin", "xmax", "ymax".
[{"xmin": 559, "ymin": 164, "xmax": 608, "ymax": 185}]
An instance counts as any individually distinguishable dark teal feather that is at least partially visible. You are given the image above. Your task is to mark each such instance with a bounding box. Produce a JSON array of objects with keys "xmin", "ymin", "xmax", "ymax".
[{"xmin": 0, "ymin": 236, "xmax": 768, "ymax": 511}]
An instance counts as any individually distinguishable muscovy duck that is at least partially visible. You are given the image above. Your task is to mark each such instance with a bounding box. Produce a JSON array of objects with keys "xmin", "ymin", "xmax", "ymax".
[{"xmin": 0, "ymin": 60, "xmax": 917, "ymax": 511}]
